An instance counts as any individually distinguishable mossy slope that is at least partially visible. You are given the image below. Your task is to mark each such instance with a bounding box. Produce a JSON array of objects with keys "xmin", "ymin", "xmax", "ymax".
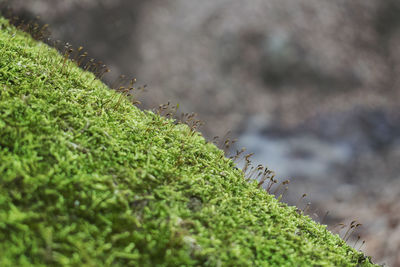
[{"xmin": 0, "ymin": 17, "xmax": 375, "ymax": 266}]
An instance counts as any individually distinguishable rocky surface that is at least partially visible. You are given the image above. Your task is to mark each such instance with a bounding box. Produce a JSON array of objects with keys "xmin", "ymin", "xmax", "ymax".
[
  {"xmin": 5, "ymin": 1, "xmax": 400, "ymax": 265},
  {"xmin": 237, "ymin": 108, "xmax": 400, "ymax": 266}
]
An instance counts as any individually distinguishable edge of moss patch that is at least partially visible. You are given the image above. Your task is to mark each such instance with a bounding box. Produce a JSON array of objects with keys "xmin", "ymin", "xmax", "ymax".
[{"xmin": 0, "ymin": 16, "xmax": 377, "ymax": 266}]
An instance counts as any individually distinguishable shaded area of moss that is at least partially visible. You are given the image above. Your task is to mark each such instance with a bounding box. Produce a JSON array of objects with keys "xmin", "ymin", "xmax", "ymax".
[{"xmin": 0, "ymin": 17, "xmax": 375, "ymax": 266}]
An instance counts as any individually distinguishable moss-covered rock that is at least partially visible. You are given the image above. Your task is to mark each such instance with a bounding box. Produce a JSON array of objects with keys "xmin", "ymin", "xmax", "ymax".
[{"xmin": 0, "ymin": 17, "xmax": 376, "ymax": 266}]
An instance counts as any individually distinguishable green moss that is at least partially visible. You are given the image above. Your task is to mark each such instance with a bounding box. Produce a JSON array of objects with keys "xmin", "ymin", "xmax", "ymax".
[{"xmin": 0, "ymin": 17, "xmax": 376, "ymax": 266}]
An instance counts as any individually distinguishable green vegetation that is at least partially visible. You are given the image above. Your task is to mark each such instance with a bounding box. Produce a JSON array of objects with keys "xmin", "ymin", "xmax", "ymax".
[{"xmin": 0, "ymin": 17, "xmax": 375, "ymax": 266}]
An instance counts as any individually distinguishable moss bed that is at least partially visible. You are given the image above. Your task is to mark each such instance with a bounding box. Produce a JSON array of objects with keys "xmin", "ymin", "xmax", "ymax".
[{"xmin": 0, "ymin": 17, "xmax": 376, "ymax": 266}]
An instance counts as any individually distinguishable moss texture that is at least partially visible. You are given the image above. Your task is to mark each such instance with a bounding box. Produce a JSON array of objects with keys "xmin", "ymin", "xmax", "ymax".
[{"xmin": 0, "ymin": 17, "xmax": 376, "ymax": 266}]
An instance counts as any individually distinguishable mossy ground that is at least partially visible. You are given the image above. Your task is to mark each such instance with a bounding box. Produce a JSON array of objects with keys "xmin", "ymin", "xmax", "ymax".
[{"xmin": 0, "ymin": 17, "xmax": 376, "ymax": 266}]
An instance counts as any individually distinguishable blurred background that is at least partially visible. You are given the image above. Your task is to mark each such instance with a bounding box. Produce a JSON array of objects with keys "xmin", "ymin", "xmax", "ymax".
[{"xmin": 4, "ymin": 0, "xmax": 400, "ymax": 265}]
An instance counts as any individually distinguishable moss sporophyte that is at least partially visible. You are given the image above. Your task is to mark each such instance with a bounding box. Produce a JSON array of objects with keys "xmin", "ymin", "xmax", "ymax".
[{"xmin": 0, "ymin": 16, "xmax": 377, "ymax": 266}]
